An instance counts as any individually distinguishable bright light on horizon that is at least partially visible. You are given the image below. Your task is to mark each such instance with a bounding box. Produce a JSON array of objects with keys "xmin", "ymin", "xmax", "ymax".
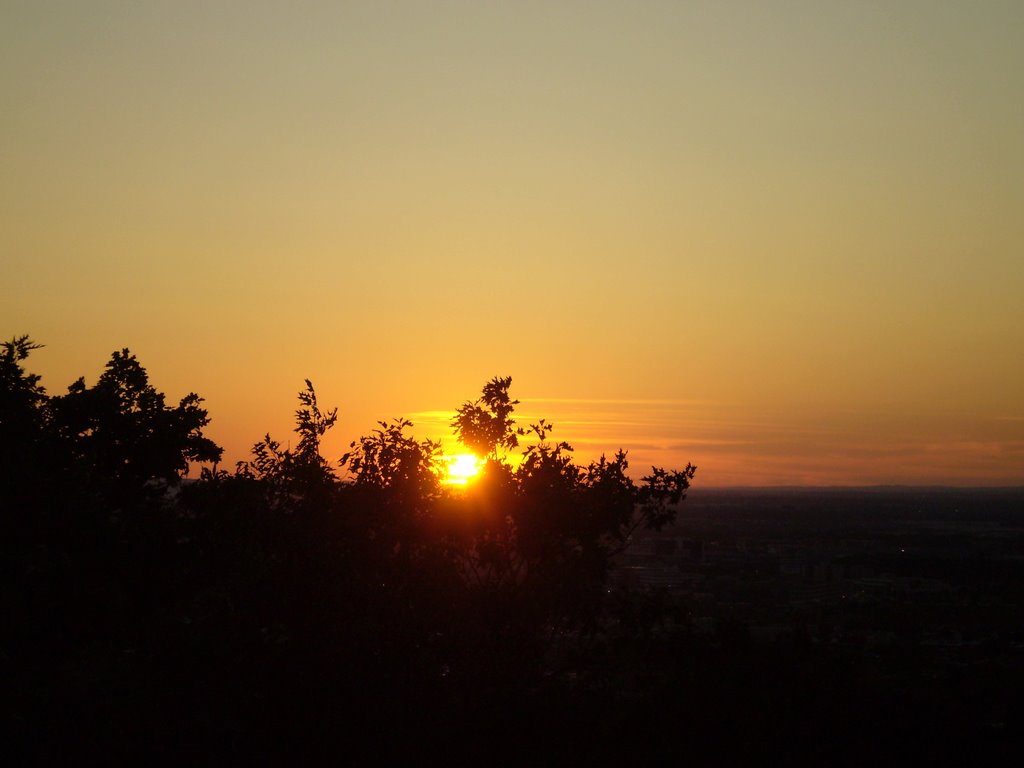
[{"xmin": 443, "ymin": 453, "xmax": 484, "ymax": 486}]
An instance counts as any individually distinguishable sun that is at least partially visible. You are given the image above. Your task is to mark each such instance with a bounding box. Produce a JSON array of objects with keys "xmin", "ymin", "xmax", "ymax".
[{"xmin": 443, "ymin": 453, "xmax": 483, "ymax": 486}]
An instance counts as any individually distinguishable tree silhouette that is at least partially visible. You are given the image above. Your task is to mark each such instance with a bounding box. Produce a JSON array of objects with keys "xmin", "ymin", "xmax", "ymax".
[
  {"xmin": 9, "ymin": 335, "xmax": 1016, "ymax": 763},
  {"xmin": 0, "ymin": 335, "xmax": 46, "ymax": 429},
  {"xmin": 0, "ymin": 336, "xmax": 48, "ymax": 499},
  {"xmin": 451, "ymin": 375, "xmax": 522, "ymax": 458},
  {"xmin": 342, "ymin": 417, "xmax": 442, "ymax": 494},
  {"xmin": 441, "ymin": 386, "xmax": 696, "ymax": 660},
  {"xmin": 48, "ymin": 348, "xmax": 221, "ymax": 499},
  {"xmin": 4, "ymin": 340, "xmax": 229, "ymax": 762},
  {"xmin": 7, "ymin": 341, "xmax": 707, "ymax": 761},
  {"xmin": 236, "ymin": 379, "xmax": 338, "ymax": 510}
]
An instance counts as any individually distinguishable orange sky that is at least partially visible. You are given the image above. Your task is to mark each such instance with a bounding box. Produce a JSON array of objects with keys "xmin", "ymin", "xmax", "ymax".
[{"xmin": 3, "ymin": 1, "xmax": 1022, "ymax": 486}]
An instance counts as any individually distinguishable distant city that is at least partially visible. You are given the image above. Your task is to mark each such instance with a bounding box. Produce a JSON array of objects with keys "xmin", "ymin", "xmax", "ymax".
[
  {"xmin": 609, "ymin": 486, "xmax": 1024, "ymax": 757},
  {"xmin": 622, "ymin": 487, "xmax": 1024, "ymax": 646}
]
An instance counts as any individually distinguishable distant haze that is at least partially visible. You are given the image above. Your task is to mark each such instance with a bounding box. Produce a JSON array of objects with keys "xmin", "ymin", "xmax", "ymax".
[{"xmin": 3, "ymin": 1, "xmax": 1022, "ymax": 485}]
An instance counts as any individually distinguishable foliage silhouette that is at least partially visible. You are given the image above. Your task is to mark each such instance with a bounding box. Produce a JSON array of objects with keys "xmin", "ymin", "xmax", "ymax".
[
  {"xmin": 0, "ymin": 336, "xmax": 47, "ymax": 501},
  {"xmin": 451, "ymin": 374, "xmax": 522, "ymax": 458},
  {"xmin": 7, "ymin": 337, "xmax": 1021, "ymax": 762},
  {"xmin": 235, "ymin": 380, "xmax": 338, "ymax": 512},
  {"xmin": 342, "ymin": 417, "xmax": 442, "ymax": 494},
  {"xmin": 4, "ymin": 340, "xmax": 705, "ymax": 761},
  {"xmin": 47, "ymin": 349, "xmax": 222, "ymax": 500}
]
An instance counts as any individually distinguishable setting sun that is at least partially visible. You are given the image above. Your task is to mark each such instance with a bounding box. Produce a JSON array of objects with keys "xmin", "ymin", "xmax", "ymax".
[{"xmin": 443, "ymin": 453, "xmax": 483, "ymax": 486}]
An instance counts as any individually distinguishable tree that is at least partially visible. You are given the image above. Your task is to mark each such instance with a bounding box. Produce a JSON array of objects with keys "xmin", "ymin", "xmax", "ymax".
[
  {"xmin": 342, "ymin": 418, "xmax": 442, "ymax": 494},
  {"xmin": 294, "ymin": 379, "xmax": 338, "ymax": 473},
  {"xmin": 48, "ymin": 348, "xmax": 222, "ymax": 498},
  {"xmin": 340, "ymin": 417, "xmax": 446, "ymax": 574},
  {"xmin": 437, "ymin": 377, "xmax": 697, "ymax": 683},
  {"xmin": 237, "ymin": 379, "xmax": 338, "ymax": 507},
  {"xmin": 0, "ymin": 336, "xmax": 48, "ymax": 494},
  {"xmin": 451, "ymin": 375, "xmax": 522, "ymax": 459},
  {"xmin": 448, "ymin": 379, "xmax": 695, "ymax": 594},
  {"xmin": 0, "ymin": 335, "xmax": 46, "ymax": 428},
  {"xmin": 7, "ymin": 344, "xmax": 702, "ymax": 759},
  {"xmin": 4, "ymin": 340, "xmax": 226, "ymax": 753}
]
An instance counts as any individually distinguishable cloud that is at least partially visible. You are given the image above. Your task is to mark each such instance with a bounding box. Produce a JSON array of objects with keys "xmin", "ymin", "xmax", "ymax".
[{"xmin": 520, "ymin": 397, "xmax": 717, "ymax": 407}]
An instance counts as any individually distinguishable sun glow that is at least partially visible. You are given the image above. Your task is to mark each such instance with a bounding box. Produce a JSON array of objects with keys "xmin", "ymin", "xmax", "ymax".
[{"xmin": 443, "ymin": 453, "xmax": 483, "ymax": 486}]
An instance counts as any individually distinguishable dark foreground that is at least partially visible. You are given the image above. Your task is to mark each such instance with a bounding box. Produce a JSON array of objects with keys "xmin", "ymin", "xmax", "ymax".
[{"xmin": 9, "ymin": 487, "xmax": 1024, "ymax": 765}]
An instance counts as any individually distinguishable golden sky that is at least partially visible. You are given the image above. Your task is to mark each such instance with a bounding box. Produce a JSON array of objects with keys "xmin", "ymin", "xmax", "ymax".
[{"xmin": 3, "ymin": 1, "xmax": 1022, "ymax": 485}]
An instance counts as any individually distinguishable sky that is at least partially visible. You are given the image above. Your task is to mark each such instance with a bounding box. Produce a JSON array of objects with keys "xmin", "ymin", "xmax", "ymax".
[{"xmin": 3, "ymin": 0, "xmax": 1023, "ymax": 486}]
